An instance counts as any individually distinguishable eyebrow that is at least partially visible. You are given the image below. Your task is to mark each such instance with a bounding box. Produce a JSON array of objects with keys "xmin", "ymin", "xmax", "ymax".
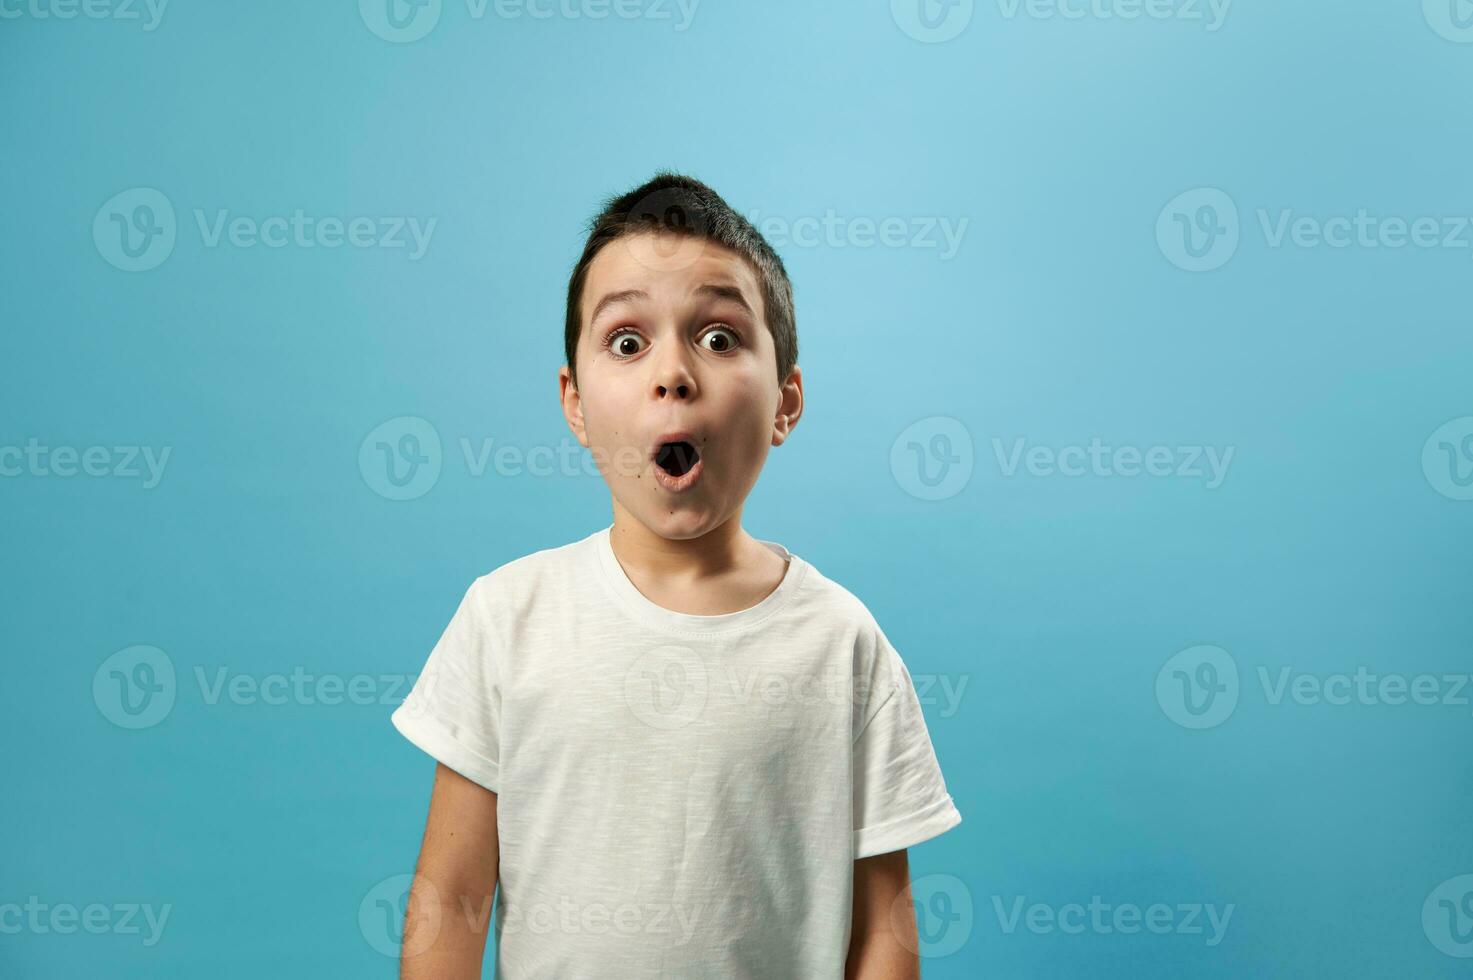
[
  {"xmin": 587, "ymin": 283, "xmax": 755, "ymax": 328},
  {"xmin": 587, "ymin": 289, "xmax": 646, "ymax": 328},
  {"xmin": 692, "ymin": 283, "xmax": 755, "ymax": 317}
]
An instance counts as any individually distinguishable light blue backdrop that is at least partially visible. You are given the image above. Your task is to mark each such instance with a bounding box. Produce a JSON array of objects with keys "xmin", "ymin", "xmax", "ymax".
[{"xmin": 4, "ymin": 0, "xmax": 1472, "ymax": 976}]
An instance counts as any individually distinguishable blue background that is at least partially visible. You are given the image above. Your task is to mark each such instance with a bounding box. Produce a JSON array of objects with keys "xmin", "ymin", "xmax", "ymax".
[{"xmin": 4, "ymin": 0, "xmax": 1472, "ymax": 975}]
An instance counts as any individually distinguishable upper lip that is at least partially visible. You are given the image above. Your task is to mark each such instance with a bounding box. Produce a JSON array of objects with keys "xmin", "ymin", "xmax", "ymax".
[{"xmin": 650, "ymin": 431, "xmax": 701, "ymax": 461}]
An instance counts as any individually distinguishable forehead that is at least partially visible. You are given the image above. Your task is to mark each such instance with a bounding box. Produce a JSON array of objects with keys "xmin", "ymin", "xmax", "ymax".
[{"xmin": 583, "ymin": 231, "xmax": 763, "ymax": 325}]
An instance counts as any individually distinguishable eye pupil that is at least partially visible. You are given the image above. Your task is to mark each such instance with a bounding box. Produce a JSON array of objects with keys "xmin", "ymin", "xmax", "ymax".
[{"xmin": 618, "ymin": 337, "xmax": 637, "ymax": 355}]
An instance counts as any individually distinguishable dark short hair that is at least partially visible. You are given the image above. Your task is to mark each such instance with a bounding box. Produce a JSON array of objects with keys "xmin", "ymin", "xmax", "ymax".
[{"xmin": 564, "ymin": 171, "xmax": 797, "ymax": 390}]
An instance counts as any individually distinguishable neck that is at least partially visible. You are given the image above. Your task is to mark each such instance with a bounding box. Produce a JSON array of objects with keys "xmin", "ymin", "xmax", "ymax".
[{"xmin": 607, "ymin": 503, "xmax": 754, "ymax": 580}]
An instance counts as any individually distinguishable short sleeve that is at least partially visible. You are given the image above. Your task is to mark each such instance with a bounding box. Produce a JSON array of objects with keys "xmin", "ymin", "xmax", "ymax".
[
  {"xmin": 852, "ymin": 631, "xmax": 962, "ymax": 859},
  {"xmin": 390, "ymin": 579, "xmax": 502, "ymax": 794}
]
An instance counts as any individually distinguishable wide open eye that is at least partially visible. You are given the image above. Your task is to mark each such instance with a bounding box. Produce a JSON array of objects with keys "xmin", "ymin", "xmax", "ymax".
[
  {"xmin": 700, "ymin": 326, "xmax": 740, "ymax": 354},
  {"xmin": 604, "ymin": 328, "xmax": 646, "ymax": 358}
]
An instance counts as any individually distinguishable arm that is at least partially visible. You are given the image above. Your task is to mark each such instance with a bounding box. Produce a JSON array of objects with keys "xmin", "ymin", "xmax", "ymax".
[
  {"xmin": 845, "ymin": 848, "xmax": 920, "ymax": 980},
  {"xmin": 400, "ymin": 762, "xmax": 500, "ymax": 980}
]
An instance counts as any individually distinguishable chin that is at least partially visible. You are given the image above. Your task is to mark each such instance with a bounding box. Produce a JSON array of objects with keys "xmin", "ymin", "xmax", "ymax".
[{"xmin": 631, "ymin": 502, "xmax": 722, "ymax": 541}]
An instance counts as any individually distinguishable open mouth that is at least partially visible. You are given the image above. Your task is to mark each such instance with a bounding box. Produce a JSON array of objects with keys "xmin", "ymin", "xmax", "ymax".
[{"xmin": 655, "ymin": 440, "xmax": 701, "ymax": 478}]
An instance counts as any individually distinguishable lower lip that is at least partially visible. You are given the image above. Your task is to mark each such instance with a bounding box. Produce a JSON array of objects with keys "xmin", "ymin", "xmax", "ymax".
[{"xmin": 652, "ymin": 456, "xmax": 704, "ymax": 493}]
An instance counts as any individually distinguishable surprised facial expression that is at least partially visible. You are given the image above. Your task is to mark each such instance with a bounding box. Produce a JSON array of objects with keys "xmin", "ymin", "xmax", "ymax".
[{"xmin": 564, "ymin": 230, "xmax": 794, "ymax": 540}]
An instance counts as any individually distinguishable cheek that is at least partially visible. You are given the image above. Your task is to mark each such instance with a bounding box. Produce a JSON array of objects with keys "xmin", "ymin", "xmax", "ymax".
[
  {"xmin": 577, "ymin": 375, "xmax": 638, "ymax": 442},
  {"xmin": 719, "ymin": 375, "xmax": 781, "ymax": 444},
  {"xmin": 718, "ymin": 357, "xmax": 776, "ymax": 400}
]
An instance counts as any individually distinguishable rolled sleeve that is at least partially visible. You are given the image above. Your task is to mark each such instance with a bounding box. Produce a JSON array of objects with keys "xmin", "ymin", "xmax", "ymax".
[
  {"xmin": 852, "ymin": 635, "xmax": 962, "ymax": 859},
  {"xmin": 390, "ymin": 579, "xmax": 502, "ymax": 794}
]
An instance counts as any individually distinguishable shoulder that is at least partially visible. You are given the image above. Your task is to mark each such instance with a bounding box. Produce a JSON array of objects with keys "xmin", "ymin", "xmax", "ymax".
[
  {"xmin": 791, "ymin": 556, "xmax": 908, "ymax": 697},
  {"xmin": 789, "ymin": 555, "xmax": 882, "ymax": 632},
  {"xmin": 460, "ymin": 528, "xmax": 600, "ymax": 617}
]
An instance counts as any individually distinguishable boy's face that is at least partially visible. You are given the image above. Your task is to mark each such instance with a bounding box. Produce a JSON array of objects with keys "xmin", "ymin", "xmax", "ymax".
[{"xmin": 560, "ymin": 230, "xmax": 801, "ymax": 542}]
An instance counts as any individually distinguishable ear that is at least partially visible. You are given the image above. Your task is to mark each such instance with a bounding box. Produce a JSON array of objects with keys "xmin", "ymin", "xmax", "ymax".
[
  {"xmin": 559, "ymin": 365, "xmax": 590, "ymax": 448},
  {"xmin": 771, "ymin": 364, "xmax": 803, "ymax": 448}
]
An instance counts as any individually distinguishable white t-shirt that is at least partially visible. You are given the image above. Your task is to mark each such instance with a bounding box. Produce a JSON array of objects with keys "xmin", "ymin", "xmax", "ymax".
[{"xmin": 390, "ymin": 523, "xmax": 962, "ymax": 978}]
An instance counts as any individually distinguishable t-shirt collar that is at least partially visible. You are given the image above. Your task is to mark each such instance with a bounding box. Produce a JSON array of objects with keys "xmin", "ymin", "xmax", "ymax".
[{"xmin": 593, "ymin": 523, "xmax": 806, "ymax": 635}]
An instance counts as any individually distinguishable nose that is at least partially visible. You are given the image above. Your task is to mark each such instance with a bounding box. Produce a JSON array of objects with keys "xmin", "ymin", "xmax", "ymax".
[{"xmin": 651, "ymin": 337, "xmax": 698, "ymax": 401}]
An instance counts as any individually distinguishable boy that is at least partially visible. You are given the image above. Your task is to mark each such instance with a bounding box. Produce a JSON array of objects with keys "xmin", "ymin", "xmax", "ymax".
[{"xmin": 389, "ymin": 172, "xmax": 962, "ymax": 978}]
